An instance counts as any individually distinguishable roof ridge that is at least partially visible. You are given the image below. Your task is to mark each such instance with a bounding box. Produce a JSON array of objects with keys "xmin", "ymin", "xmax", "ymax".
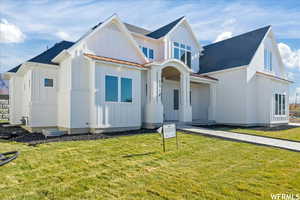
[
  {"xmin": 146, "ymin": 16, "xmax": 185, "ymax": 39},
  {"xmin": 205, "ymin": 25, "xmax": 271, "ymax": 47},
  {"xmin": 123, "ymin": 22, "xmax": 151, "ymax": 33}
]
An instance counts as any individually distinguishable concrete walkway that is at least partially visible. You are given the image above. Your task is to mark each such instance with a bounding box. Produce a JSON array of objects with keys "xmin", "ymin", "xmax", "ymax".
[
  {"xmin": 178, "ymin": 125, "xmax": 300, "ymax": 152},
  {"xmin": 289, "ymin": 123, "xmax": 300, "ymax": 127}
]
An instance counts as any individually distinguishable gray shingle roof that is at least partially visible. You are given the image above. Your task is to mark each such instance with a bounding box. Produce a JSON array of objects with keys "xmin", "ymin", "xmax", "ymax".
[
  {"xmin": 92, "ymin": 22, "xmax": 151, "ymax": 35},
  {"xmin": 8, "ymin": 41, "xmax": 74, "ymax": 73},
  {"xmin": 146, "ymin": 16, "xmax": 184, "ymax": 39},
  {"xmin": 198, "ymin": 25, "xmax": 271, "ymax": 74}
]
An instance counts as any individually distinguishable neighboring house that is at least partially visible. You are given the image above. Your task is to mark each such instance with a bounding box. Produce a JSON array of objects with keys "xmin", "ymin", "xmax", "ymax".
[{"xmin": 4, "ymin": 14, "xmax": 292, "ymax": 133}]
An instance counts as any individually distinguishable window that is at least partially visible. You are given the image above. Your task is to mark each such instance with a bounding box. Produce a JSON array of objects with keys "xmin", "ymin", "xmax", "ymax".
[
  {"xmin": 44, "ymin": 78, "xmax": 53, "ymax": 87},
  {"xmin": 140, "ymin": 46, "xmax": 154, "ymax": 59},
  {"xmin": 174, "ymin": 89, "xmax": 179, "ymax": 110},
  {"xmin": 172, "ymin": 42, "xmax": 192, "ymax": 68},
  {"xmin": 105, "ymin": 75, "xmax": 118, "ymax": 102},
  {"xmin": 121, "ymin": 78, "xmax": 132, "ymax": 102},
  {"xmin": 105, "ymin": 76, "xmax": 133, "ymax": 103},
  {"xmin": 264, "ymin": 49, "xmax": 272, "ymax": 71},
  {"xmin": 142, "ymin": 47, "xmax": 148, "ymax": 57},
  {"xmin": 274, "ymin": 93, "xmax": 286, "ymax": 116},
  {"xmin": 149, "ymin": 49, "xmax": 154, "ymax": 59}
]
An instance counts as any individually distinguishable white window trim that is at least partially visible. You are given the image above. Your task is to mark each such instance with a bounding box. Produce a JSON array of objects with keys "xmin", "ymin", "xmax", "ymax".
[
  {"xmin": 104, "ymin": 74, "xmax": 133, "ymax": 104},
  {"xmin": 139, "ymin": 46, "xmax": 154, "ymax": 60},
  {"xmin": 172, "ymin": 42, "xmax": 192, "ymax": 67},
  {"xmin": 264, "ymin": 48, "xmax": 273, "ymax": 72},
  {"xmin": 274, "ymin": 93, "xmax": 287, "ymax": 117}
]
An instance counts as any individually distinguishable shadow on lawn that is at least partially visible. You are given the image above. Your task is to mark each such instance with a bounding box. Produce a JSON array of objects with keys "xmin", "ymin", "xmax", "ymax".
[{"xmin": 122, "ymin": 152, "xmax": 156, "ymax": 158}]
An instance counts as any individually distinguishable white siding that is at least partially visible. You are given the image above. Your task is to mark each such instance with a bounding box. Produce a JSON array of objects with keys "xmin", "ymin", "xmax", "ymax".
[
  {"xmin": 249, "ymin": 31, "xmax": 286, "ymax": 79},
  {"xmin": 133, "ymin": 36, "xmax": 164, "ymax": 61},
  {"xmin": 29, "ymin": 67, "xmax": 58, "ymax": 127},
  {"xmin": 191, "ymin": 83, "xmax": 210, "ymax": 121},
  {"xmin": 90, "ymin": 62, "xmax": 141, "ymax": 128},
  {"xmin": 85, "ymin": 22, "xmax": 144, "ymax": 63},
  {"xmin": 57, "ymin": 58, "xmax": 71, "ymax": 128},
  {"xmin": 211, "ymin": 68, "xmax": 248, "ymax": 124},
  {"xmin": 168, "ymin": 24, "xmax": 201, "ymax": 73},
  {"xmin": 246, "ymin": 29, "xmax": 289, "ymax": 125},
  {"xmin": 9, "ymin": 76, "xmax": 23, "ymax": 124}
]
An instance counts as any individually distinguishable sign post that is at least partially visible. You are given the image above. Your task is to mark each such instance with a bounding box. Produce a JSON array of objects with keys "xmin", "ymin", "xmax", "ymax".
[{"xmin": 157, "ymin": 123, "xmax": 178, "ymax": 152}]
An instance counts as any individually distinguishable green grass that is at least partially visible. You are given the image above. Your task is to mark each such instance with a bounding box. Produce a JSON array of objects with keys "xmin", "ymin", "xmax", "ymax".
[
  {"xmin": 215, "ymin": 127, "xmax": 300, "ymax": 142},
  {"xmin": 1, "ymin": 132, "xmax": 300, "ymax": 200}
]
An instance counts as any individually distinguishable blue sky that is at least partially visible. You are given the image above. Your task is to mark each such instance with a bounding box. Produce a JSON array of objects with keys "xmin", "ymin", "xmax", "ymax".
[{"xmin": 0, "ymin": 0, "xmax": 299, "ymax": 102}]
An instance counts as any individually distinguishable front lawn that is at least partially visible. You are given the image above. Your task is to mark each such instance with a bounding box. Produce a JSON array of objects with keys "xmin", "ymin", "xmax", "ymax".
[
  {"xmin": 214, "ymin": 126, "xmax": 300, "ymax": 142},
  {"xmin": 1, "ymin": 132, "xmax": 300, "ymax": 200}
]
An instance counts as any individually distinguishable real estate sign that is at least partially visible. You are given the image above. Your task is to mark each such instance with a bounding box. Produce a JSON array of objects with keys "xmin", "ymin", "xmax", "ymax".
[
  {"xmin": 163, "ymin": 124, "xmax": 176, "ymax": 138},
  {"xmin": 157, "ymin": 123, "xmax": 178, "ymax": 152}
]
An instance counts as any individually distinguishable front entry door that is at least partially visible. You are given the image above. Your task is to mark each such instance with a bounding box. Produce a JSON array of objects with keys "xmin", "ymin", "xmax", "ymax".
[{"xmin": 162, "ymin": 81, "xmax": 179, "ymax": 121}]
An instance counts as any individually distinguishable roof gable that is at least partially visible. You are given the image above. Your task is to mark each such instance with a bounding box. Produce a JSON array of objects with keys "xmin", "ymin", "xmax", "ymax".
[
  {"xmin": 7, "ymin": 41, "xmax": 74, "ymax": 73},
  {"xmin": 66, "ymin": 14, "xmax": 148, "ymax": 63},
  {"xmin": 146, "ymin": 16, "xmax": 184, "ymax": 39},
  {"xmin": 199, "ymin": 26, "xmax": 271, "ymax": 74}
]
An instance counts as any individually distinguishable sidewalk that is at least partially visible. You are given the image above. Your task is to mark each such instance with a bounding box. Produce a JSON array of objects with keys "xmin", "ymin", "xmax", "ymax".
[{"xmin": 178, "ymin": 125, "xmax": 300, "ymax": 152}]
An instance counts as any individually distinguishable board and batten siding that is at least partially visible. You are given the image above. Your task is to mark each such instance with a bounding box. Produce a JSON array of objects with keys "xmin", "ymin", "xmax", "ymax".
[
  {"xmin": 29, "ymin": 67, "xmax": 58, "ymax": 127},
  {"xmin": 168, "ymin": 23, "xmax": 201, "ymax": 73},
  {"xmin": 211, "ymin": 68, "xmax": 248, "ymax": 125},
  {"xmin": 89, "ymin": 62, "xmax": 141, "ymax": 128},
  {"xmin": 85, "ymin": 22, "xmax": 144, "ymax": 64},
  {"xmin": 247, "ymin": 30, "xmax": 289, "ymax": 125},
  {"xmin": 9, "ymin": 76, "xmax": 23, "ymax": 124},
  {"xmin": 191, "ymin": 82, "xmax": 210, "ymax": 121}
]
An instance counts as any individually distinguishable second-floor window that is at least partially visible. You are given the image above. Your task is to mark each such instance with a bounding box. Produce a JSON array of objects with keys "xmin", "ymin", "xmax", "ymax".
[
  {"xmin": 172, "ymin": 42, "xmax": 191, "ymax": 68},
  {"xmin": 140, "ymin": 46, "xmax": 154, "ymax": 59},
  {"xmin": 264, "ymin": 48, "xmax": 272, "ymax": 71}
]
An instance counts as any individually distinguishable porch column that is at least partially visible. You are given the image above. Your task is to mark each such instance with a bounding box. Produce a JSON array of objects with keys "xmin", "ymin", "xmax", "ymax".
[
  {"xmin": 179, "ymin": 73, "xmax": 192, "ymax": 123},
  {"xmin": 144, "ymin": 66, "xmax": 164, "ymax": 128},
  {"xmin": 208, "ymin": 83, "xmax": 217, "ymax": 121}
]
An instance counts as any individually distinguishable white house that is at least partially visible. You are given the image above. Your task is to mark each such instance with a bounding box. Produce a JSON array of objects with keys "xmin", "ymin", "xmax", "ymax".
[{"xmin": 5, "ymin": 14, "xmax": 292, "ymax": 134}]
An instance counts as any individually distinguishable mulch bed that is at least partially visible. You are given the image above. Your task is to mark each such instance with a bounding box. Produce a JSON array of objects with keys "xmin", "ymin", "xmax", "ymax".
[{"xmin": 0, "ymin": 123, "xmax": 156, "ymax": 146}]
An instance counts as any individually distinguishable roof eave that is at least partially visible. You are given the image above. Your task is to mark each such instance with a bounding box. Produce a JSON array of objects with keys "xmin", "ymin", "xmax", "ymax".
[{"xmin": 51, "ymin": 49, "xmax": 71, "ymax": 63}]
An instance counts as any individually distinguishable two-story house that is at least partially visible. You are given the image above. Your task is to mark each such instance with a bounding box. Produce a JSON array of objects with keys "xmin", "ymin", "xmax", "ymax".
[{"xmin": 5, "ymin": 14, "xmax": 292, "ymax": 134}]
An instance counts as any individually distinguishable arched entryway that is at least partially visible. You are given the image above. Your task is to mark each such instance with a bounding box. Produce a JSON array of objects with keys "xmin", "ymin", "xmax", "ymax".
[
  {"xmin": 161, "ymin": 66, "xmax": 181, "ymax": 121},
  {"xmin": 143, "ymin": 59, "xmax": 192, "ymax": 128}
]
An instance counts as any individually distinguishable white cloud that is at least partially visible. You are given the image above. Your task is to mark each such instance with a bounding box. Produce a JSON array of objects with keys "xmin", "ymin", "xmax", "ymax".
[
  {"xmin": 55, "ymin": 31, "xmax": 72, "ymax": 41},
  {"xmin": 278, "ymin": 43, "xmax": 300, "ymax": 69},
  {"xmin": 287, "ymin": 72, "xmax": 295, "ymax": 80},
  {"xmin": 0, "ymin": 19, "xmax": 25, "ymax": 43},
  {"xmin": 214, "ymin": 32, "xmax": 233, "ymax": 43}
]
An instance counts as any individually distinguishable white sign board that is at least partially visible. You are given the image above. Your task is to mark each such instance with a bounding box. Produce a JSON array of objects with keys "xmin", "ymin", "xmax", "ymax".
[{"xmin": 163, "ymin": 123, "xmax": 176, "ymax": 139}]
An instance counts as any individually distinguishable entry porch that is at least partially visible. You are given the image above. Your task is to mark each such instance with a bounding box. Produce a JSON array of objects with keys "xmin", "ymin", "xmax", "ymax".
[{"xmin": 143, "ymin": 59, "xmax": 217, "ymax": 128}]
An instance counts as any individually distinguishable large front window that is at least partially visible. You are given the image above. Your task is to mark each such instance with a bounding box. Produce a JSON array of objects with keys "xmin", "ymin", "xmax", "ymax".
[
  {"xmin": 274, "ymin": 93, "xmax": 286, "ymax": 116},
  {"xmin": 121, "ymin": 78, "xmax": 132, "ymax": 102},
  {"xmin": 105, "ymin": 75, "xmax": 133, "ymax": 103},
  {"xmin": 172, "ymin": 42, "xmax": 191, "ymax": 68},
  {"xmin": 105, "ymin": 75, "xmax": 118, "ymax": 102}
]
